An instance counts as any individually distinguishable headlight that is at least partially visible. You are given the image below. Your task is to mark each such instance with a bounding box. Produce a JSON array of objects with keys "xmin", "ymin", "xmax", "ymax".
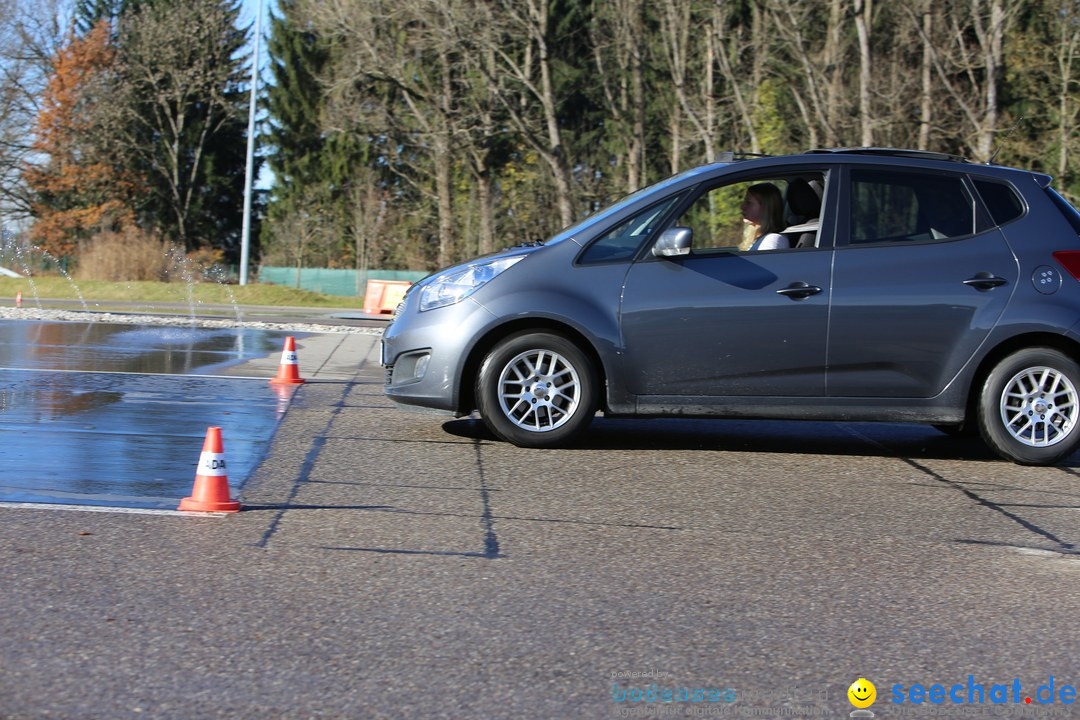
[{"xmin": 418, "ymin": 256, "xmax": 525, "ymax": 312}]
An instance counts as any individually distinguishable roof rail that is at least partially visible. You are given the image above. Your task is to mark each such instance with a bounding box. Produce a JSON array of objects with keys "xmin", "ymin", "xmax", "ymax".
[
  {"xmin": 808, "ymin": 147, "xmax": 969, "ymax": 163},
  {"xmin": 715, "ymin": 151, "xmax": 772, "ymax": 162}
]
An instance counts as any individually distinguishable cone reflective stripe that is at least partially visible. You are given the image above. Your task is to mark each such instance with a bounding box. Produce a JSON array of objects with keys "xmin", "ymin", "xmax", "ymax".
[
  {"xmin": 198, "ymin": 450, "xmax": 227, "ymax": 476},
  {"xmin": 178, "ymin": 427, "xmax": 241, "ymax": 512},
  {"xmin": 270, "ymin": 336, "xmax": 305, "ymax": 385}
]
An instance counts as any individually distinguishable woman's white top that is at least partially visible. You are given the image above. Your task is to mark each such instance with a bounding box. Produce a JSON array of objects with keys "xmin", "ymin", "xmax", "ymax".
[{"xmin": 753, "ymin": 232, "xmax": 788, "ymax": 251}]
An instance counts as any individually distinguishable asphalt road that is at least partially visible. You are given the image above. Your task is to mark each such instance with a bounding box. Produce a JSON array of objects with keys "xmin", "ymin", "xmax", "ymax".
[{"xmin": 2, "ymin": 326, "xmax": 1080, "ymax": 719}]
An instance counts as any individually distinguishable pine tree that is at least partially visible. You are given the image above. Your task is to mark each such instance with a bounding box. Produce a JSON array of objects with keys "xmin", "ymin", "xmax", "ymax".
[
  {"xmin": 262, "ymin": 0, "xmax": 363, "ymax": 266},
  {"xmin": 264, "ymin": 0, "xmax": 331, "ymax": 220},
  {"xmin": 73, "ymin": 0, "xmax": 132, "ymax": 36}
]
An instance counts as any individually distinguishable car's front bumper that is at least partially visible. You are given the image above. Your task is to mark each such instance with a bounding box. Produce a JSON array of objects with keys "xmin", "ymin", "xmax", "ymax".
[{"xmin": 381, "ymin": 296, "xmax": 495, "ymax": 414}]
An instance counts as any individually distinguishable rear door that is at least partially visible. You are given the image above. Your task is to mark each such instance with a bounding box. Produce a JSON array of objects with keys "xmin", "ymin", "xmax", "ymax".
[{"xmin": 826, "ymin": 165, "xmax": 1018, "ymax": 397}]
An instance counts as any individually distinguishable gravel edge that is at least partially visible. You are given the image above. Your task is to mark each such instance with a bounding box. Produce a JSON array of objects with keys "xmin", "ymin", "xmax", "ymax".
[{"xmin": 0, "ymin": 306, "xmax": 385, "ymax": 335}]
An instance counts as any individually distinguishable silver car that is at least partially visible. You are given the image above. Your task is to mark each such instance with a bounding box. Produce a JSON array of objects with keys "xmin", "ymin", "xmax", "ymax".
[{"xmin": 382, "ymin": 149, "xmax": 1080, "ymax": 465}]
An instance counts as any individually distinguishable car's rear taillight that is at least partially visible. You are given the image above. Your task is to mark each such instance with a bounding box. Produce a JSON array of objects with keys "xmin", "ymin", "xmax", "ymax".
[{"xmin": 1053, "ymin": 251, "xmax": 1080, "ymax": 280}]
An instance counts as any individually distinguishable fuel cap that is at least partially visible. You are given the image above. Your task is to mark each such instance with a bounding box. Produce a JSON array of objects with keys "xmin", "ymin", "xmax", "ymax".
[{"xmin": 1033, "ymin": 265, "xmax": 1061, "ymax": 295}]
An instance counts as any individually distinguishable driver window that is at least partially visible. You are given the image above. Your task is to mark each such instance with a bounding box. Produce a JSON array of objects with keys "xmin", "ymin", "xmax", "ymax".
[{"xmin": 675, "ymin": 173, "xmax": 825, "ymax": 254}]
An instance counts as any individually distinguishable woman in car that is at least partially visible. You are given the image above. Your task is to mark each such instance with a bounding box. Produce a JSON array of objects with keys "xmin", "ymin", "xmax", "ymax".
[{"xmin": 742, "ymin": 182, "xmax": 789, "ymax": 250}]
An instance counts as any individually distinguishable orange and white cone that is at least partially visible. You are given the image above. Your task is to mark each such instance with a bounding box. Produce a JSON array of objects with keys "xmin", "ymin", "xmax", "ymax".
[
  {"xmin": 15, "ymin": 291, "xmax": 21, "ymax": 308},
  {"xmin": 270, "ymin": 336, "xmax": 305, "ymax": 385},
  {"xmin": 178, "ymin": 427, "xmax": 241, "ymax": 513}
]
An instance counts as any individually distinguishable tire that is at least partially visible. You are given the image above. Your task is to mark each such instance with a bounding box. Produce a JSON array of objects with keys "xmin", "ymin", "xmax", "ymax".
[
  {"xmin": 977, "ymin": 347, "xmax": 1080, "ymax": 465},
  {"xmin": 476, "ymin": 331, "xmax": 597, "ymax": 448}
]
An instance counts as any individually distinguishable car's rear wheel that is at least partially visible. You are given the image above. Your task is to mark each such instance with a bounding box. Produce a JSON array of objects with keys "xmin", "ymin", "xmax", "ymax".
[
  {"xmin": 978, "ymin": 347, "xmax": 1080, "ymax": 465},
  {"xmin": 476, "ymin": 331, "xmax": 597, "ymax": 447}
]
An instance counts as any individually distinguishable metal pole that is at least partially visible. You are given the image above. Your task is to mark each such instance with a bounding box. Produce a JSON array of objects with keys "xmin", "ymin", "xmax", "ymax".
[{"xmin": 239, "ymin": 0, "xmax": 264, "ymax": 286}]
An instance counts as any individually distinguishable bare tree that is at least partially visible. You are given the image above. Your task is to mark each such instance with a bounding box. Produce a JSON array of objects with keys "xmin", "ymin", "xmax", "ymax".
[
  {"xmin": 310, "ymin": 0, "xmax": 461, "ymax": 266},
  {"xmin": 456, "ymin": 22, "xmax": 500, "ymax": 256},
  {"xmin": 468, "ymin": 0, "xmax": 577, "ymax": 228},
  {"xmin": 105, "ymin": 0, "xmax": 244, "ymax": 249},
  {"xmin": 918, "ymin": 0, "xmax": 934, "ymax": 150},
  {"xmin": 713, "ymin": 1, "xmax": 774, "ymax": 155},
  {"xmin": 276, "ymin": 194, "xmax": 326, "ymax": 287},
  {"xmin": 348, "ymin": 172, "xmax": 388, "ymax": 293},
  {"xmin": 905, "ymin": 0, "xmax": 1016, "ymax": 161},
  {"xmin": 430, "ymin": 0, "xmax": 503, "ymax": 256},
  {"xmin": 766, "ymin": 0, "xmax": 848, "ymax": 147},
  {"xmin": 0, "ymin": 0, "xmax": 68, "ymax": 220},
  {"xmin": 824, "ymin": 0, "xmax": 845, "ymax": 144},
  {"xmin": 659, "ymin": 0, "xmax": 721, "ymax": 163},
  {"xmin": 853, "ymin": 0, "xmax": 873, "ymax": 146},
  {"xmin": 1055, "ymin": 0, "xmax": 1080, "ymax": 178},
  {"xmin": 657, "ymin": 0, "xmax": 690, "ymax": 172},
  {"xmin": 591, "ymin": 0, "xmax": 648, "ymax": 191}
]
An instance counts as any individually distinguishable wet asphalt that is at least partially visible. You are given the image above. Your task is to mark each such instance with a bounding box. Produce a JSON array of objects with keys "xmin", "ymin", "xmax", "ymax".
[
  {"xmin": 0, "ymin": 321, "xmax": 299, "ymax": 508},
  {"xmin": 2, "ymin": 309, "xmax": 1080, "ymax": 719}
]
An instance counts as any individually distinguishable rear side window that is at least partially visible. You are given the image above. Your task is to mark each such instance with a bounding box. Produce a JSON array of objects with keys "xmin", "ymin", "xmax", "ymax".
[
  {"xmin": 578, "ymin": 193, "xmax": 684, "ymax": 264},
  {"xmin": 848, "ymin": 170, "xmax": 978, "ymax": 244},
  {"xmin": 974, "ymin": 179, "xmax": 1024, "ymax": 226},
  {"xmin": 1046, "ymin": 187, "xmax": 1080, "ymax": 235}
]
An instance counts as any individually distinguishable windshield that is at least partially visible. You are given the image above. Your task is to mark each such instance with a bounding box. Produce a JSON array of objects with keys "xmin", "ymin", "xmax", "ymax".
[{"xmin": 544, "ymin": 164, "xmax": 727, "ymax": 246}]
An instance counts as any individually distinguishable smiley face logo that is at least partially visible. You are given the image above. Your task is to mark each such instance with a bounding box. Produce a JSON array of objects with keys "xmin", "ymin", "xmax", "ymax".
[{"xmin": 848, "ymin": 678, "xmax": 876, "ymax": 708}]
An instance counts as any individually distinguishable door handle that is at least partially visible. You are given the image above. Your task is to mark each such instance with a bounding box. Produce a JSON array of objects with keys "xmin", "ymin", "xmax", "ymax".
[
  {"xmin": 776, "ymin": 282, "xmax": 822, "ymax": 300},
  {"xmin": 963, "ymin": 272, "xmax": 1008, "ymax": 290}
]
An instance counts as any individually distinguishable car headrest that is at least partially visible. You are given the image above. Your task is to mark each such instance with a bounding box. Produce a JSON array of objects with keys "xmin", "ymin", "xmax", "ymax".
[{"xmin": 786, "ymin": 178, "xmax": 822, "ymax": 220}]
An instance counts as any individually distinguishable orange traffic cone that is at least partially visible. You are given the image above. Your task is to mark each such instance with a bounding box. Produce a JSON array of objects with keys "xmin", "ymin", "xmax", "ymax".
[
  {"xmin": 178, "ymin": 427, "xmax": 241, "ymax": 513},
  {"xmin": 270, "ymin": 336, "xmax": 305, "ymax": 385},
  {"xmin": 15, "ymin": 291, "xmax": 21, "ymax": 308}
]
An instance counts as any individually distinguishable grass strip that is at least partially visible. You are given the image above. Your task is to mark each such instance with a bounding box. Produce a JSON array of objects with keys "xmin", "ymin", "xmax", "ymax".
[{"xmin": 0, "ymin": 277, "xmax": 357, "ymax": 308}]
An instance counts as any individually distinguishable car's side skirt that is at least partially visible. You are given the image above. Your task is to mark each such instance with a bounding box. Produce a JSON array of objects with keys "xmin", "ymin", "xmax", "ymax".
[{"xmin": 628, "ymin": 396, "xmax": 965, "ymax": 424}]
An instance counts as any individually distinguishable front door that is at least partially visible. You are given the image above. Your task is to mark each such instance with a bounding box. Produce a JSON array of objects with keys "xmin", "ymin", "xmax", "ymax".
[
  {"xmin": 620, "ymin": 251, "xmax": 833, "ymax": 398},
  {"xmin": 618, "ymin": 169, "xmax": 835, "ymax": 401}
]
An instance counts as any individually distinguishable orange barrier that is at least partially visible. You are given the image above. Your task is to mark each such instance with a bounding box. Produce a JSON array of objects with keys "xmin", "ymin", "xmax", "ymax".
[
  {"xmin": 270, "ymin": 336, "xmax": 305, "ymax": 385},
  {"xmin": 362, "ymin": 279, "xmax": 411, "ymax": 315},
  {"xmin": 178, "ymin": 427, "xmax": 241, "ymax": 513}
]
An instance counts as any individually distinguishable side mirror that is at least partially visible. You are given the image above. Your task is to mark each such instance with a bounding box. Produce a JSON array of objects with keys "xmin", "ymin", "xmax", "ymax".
[{"xmin": 652, "ymin": 227, "xmax": 692, "ymax": 258}]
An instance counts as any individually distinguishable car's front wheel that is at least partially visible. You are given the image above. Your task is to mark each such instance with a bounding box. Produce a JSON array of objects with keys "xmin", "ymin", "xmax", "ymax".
[
  {"xmin": 978, "ymin": 347, "xmax": 1080, "ymax": 465},
  {"xmin": 476, "ymin": 331, "xmax": 597, "ymax": 447}
]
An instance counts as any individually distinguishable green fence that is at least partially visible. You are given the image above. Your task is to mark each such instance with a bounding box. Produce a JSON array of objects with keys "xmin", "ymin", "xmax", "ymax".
[{"xmin": 257, "ymin": 267, "xmax": 428, "ymax": 297}]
